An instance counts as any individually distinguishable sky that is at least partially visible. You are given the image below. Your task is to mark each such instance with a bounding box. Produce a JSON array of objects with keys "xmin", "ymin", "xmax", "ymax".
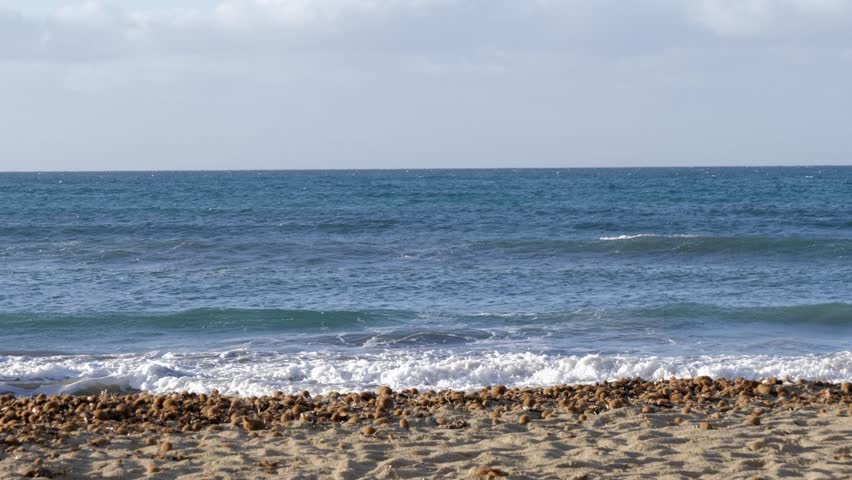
[{"xmin": 1, "ymin": 0, "xmax": 851, "ymax": 171}]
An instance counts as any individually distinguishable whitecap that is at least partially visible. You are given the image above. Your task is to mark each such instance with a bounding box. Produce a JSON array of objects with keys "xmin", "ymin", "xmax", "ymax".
[{"xmin": 1, "ymin": 350, "xmax": 849, "ymax": 397}]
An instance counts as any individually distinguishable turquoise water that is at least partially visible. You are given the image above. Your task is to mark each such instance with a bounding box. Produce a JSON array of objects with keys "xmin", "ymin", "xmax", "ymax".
[{"xmin": 1, "ymin": 168, "xmax": 850, "ymax": 395}]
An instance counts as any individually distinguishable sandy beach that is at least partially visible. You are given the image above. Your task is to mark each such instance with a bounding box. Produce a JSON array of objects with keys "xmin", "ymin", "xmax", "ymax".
[{"xmin": 1, "ymin": 378, "xmax": 850, "ymax": 479}]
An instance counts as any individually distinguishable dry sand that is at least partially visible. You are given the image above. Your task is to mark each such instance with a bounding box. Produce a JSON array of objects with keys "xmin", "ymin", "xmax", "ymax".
[{"xmin": 1, "ymin": 379, "xmax": 850, "ymax": 479}]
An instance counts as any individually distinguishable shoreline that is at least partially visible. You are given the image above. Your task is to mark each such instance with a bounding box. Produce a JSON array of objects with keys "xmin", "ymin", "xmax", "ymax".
[{"xmin": 1, "ymin": 377, "xmax": 850, "ymax": 479}]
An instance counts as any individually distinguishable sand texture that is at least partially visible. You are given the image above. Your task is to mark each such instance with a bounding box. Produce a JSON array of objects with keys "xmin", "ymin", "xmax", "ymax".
[{"xmin": 1, "ymin": 378, "xmax": 850, "ymax": 479}]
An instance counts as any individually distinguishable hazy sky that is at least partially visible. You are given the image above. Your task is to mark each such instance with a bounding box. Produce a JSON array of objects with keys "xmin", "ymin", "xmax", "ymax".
[{"xmin": 1, "ymin": 0, "xmax": 851, "ymax": 171}]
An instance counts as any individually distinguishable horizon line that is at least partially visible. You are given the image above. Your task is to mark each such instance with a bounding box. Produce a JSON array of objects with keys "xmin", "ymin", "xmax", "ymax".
[{"xmin": 2, "ymin": 164, "xmax": 851, "ymax": 174}]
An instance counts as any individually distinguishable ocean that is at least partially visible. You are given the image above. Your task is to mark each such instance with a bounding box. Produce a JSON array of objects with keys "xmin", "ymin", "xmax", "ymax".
[{"xmin": 1, "ymin": 167, "xmax": 850, "ymax": 396}]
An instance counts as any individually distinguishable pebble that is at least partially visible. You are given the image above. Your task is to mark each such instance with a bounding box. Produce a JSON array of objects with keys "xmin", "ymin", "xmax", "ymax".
[
  {"xmin": 743, "ymin": 416, "xmax": 761, "ymax": 426},
  {"xmin": 377, "ymin": 396, "xmax": 394, "ymax": 410},
  {"xmin": 469, "ymin": 466, "xmax": 508, "ymax": 478},
  {"xmin": 243, "ymin": 418, "xmax": 265, "ymax": 432},
  {"xmin": 88, "ymin": 437, "xmax": 110, "ymax": 447},
  {"xmin": 755, "ymin": 384, "xmax": 773, "ymax": 395},
  {"xmin": 0, "ymin": 376, "xmax": 845, "ymax": 447}
]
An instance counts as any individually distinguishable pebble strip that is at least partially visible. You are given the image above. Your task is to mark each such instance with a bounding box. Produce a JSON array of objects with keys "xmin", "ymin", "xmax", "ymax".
[{"xmin": 1, "ymin": 378, "xmax": 850, "ymax": 449}]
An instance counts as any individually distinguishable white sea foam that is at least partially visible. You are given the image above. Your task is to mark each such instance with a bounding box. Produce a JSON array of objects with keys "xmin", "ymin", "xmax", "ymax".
[
  {"xmin": 599, "ymin": 234, "xmax": 699, "ymax": 241},
  {"xmin": 1, "ymin": 350, "xmax": 850, "ymax": 396}
]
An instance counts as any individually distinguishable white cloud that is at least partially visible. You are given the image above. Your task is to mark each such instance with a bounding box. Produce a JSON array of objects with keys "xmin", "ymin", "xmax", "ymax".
[
  {"xmin": 687, "ymin": 0, "xmax": 852, "ymax": 36},
  {"xmin": 210, "ymin": 0, "xmax": 396, "ymax": 28},
  {"xmin": 53, "ymin": 0, "xmax": 118, "ymax": 25},
  {"xmin": 0, "ymin": 0, "xmax": 847, "ymax": 63},
  {"xmin": 1, "ymin": 1, "xmax": 851, "ymax": 170}
]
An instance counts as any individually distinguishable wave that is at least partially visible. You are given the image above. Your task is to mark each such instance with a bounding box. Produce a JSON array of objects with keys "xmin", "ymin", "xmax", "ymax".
[
  {"xmin": 599, "ymin": 234, "xmax": 698, "ymax": 240},
  {"xmin": 479, "ymin": 235, "xmax": 852, "ymax": 257},
  {"xmin": 0, "ymin": 308, "xmax": 412, "ymax": 333},
  {"xmin": 1, "ymin": 350, "xmax": 849, "ymax": 396},
  {"xmin": 633, "ymin": 302, "xmax": 852, "ymax": 326},
  {"xmin": 2, "ymin": 302, "xmax": 850, "ymax": 334}
]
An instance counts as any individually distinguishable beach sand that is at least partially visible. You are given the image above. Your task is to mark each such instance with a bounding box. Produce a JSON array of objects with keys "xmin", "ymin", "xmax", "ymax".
[{"xmin": 1, "ymin": 378, "xmax": 850, "ymax": 479}]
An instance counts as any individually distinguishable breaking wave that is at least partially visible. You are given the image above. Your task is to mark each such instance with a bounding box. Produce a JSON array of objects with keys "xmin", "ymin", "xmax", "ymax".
[{"xmin": 1, "ymin": 350, "xmax": 849, "ymax": 397}]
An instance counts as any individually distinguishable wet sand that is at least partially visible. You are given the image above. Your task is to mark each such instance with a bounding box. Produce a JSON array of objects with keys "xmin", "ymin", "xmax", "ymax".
[{"xmin": 1, "ymin": 378, "xmax": 850, "ymax": 479}]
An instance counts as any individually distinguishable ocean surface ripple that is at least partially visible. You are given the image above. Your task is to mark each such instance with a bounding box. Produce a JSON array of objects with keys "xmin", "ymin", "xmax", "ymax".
[{"xmin": 1, "ymin": 168, "xmax": 850, "ymax": 394}]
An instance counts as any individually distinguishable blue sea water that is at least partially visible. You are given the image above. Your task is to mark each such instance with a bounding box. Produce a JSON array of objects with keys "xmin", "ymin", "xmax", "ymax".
[{"xmin": 0, "ymin": 167, "xmax": 850, "ymax": 395}]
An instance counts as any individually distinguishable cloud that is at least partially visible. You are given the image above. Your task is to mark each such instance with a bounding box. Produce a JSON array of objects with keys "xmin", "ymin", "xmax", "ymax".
[
  {"xmin": 0, "ymin": 1, "xmax": 850, "ymax": 170},
  {"xmin": 0, "ymin": 0, "xmax": 847, "ymax": 65},
  {"xmin": 0, "ymin": 9, "xmax": 43, "ymax": 60},
  {"xmin": 686, "ymin": 0, "xmax": 852, "ymax": 36},
  {"xmin": 0, "ymin": 1, "xmax": 487, "ymax": 61}
]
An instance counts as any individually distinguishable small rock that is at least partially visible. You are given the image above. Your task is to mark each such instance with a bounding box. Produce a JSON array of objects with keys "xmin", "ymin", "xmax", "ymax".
[
  {"xmin": 19, "ymin": 465, "xmax": 53, "ymax": 479},
  {"xmin": 755, "ymin": 384, "xmax": 773, "ymax": 395},
  {"xmin": 258, "ymin": 460, "xmax": 279, "ymax": 469},
  {"xmin": 744, "ymin": 416, "xmax": 761, "ymax": 426},
  {"xmin": 469, "ymin": 466, "xmax": 508, "ymax": 478},
  {"xmin": 377, "ymin": 396, "xmax": 394, "ymax": 410},
  {"xmin": 243, "ymin": 418, "xmax": 266, "ymax": 432},
  {"xmin": 88, "ymin": 437, "xmax": 110, "ymax": 447},
  {"xmin": 159, "ymin": 441, "xmax": 173, "ymax": 454},
  {"xmin": 442, "ymin": 418, "xmax": 470, "ymax": 429}
]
